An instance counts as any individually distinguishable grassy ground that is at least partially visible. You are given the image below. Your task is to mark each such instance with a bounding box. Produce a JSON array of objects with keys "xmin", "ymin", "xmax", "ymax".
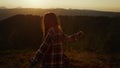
[{"xmin": 0, "ymin": 50, "xmax": 120, "ymax": 68}]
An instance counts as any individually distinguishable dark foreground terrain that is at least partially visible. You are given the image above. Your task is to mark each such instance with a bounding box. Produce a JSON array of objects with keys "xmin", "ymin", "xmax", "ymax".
[{"xmin": 0, "ymin": 50, "xmax": 120, "ymax": 68}]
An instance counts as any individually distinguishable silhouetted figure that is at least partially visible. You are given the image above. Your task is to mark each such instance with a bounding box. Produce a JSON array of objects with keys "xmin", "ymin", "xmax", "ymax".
[{"xmin": 30, "ymin": 13, "xmax": 84, "ymax": 68}]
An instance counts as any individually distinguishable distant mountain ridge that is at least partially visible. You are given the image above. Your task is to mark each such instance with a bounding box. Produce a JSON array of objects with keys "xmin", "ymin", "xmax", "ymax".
[
  {"xmin": 0, "ymin": 7, "xmax": 7, "ymax": 9},
  {"xmin": 0, "ymin": 8, "xmax": 120, "ymax": 20}
]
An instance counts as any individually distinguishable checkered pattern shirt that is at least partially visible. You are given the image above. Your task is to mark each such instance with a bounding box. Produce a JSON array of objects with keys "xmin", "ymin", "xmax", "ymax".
[{"xmin": 32, "ymin": 30, "xmax": 83, "ymax": 68}]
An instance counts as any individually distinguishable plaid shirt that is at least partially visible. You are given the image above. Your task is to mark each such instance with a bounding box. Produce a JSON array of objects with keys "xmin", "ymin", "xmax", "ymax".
[{"xmin": 32, "ymin": 30, "xmax": 83, "ymax": 68}]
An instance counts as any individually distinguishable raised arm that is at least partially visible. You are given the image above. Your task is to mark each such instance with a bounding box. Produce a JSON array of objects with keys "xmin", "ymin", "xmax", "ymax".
[
  {"xmin": 64, "ymin": 31, "xmax": 84, "ymax": 43},
  {"xmin": 30, "ymin": 32, "xmax": 51, "ymax": 68}
]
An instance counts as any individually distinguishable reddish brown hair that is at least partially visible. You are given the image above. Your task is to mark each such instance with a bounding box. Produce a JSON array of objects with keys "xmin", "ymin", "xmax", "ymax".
[{"xmin": 41, "ymin": 13, "xmax": 62, "ymax": 38}]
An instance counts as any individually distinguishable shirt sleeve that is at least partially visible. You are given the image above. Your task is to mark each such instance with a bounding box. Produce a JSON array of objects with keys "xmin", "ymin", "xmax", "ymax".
[{"xmin": 32, "ymin": 32, "xmax": 51, "ymax": 62}]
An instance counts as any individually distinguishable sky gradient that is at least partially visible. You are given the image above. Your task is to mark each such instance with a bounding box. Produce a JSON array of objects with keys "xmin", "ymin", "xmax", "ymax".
[{"xmin": 0, "ymin": 0, "xmax": 120, "ymax": 12}]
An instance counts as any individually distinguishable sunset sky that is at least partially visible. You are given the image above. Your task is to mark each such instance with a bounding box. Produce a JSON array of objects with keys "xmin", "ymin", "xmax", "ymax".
[{"xmin": 0, "ymin": 0, "xmax": 120, "ymax": 12}]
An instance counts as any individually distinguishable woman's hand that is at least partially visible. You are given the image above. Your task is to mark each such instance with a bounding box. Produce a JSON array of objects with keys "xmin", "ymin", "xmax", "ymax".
[
  {"xmin": 76, "ymin": 31, "xmax": 84, "ymax": 40},
  {"xmin": 64, "ymin": 30, "xmax": 84, "ymax": 43},
  {"xmin": 29, "ymin": 58, "xmax": 38, "ymax": 68}
]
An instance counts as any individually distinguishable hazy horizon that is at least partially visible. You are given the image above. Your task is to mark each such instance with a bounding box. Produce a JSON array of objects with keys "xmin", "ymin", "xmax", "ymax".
[{"xmin": 0, "ymin": 0, "xmax": 120, "ymax": 12}]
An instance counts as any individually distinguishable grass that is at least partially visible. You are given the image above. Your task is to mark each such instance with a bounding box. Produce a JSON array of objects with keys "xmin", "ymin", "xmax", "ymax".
[{"xmin": 0, "ymin": 49, "xmax": 120, "ymax": 68}]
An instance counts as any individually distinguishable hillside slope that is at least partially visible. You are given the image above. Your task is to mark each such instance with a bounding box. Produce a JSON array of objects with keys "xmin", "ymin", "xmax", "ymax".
[{"xmin": 0, "ymin": 15, "xmax": 120, "ymax": 54}]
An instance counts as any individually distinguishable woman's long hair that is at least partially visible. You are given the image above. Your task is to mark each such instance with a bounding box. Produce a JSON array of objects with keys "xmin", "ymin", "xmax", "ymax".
[{"xmin": 41, "ymin": 13, "xmax": 63, "ymax": 38}]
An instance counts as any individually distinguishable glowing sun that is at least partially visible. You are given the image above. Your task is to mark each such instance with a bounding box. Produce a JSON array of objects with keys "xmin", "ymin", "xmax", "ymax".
[{"xmin": 24, "ymin": 0, "xmax": 46, "ymax": 8}]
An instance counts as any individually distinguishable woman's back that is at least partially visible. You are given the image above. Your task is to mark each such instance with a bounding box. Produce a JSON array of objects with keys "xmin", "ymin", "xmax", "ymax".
[{"xmin": 30, "ymin": 13, "xmax": 83, "ymax": 68}]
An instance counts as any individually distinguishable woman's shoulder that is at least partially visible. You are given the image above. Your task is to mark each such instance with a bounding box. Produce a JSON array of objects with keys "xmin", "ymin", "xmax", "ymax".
[{"xmin": 48, "ymin": 28, "xmax": 63, "ymax": 36}]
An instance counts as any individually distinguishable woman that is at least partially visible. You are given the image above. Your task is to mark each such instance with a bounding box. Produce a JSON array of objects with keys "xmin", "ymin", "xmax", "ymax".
[{"xmin": 30, "ymin": 13, "xmax": 84, "ymax": 68}]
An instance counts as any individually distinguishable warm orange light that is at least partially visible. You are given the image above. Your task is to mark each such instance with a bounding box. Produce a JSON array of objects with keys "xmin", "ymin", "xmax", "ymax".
[{"xmin": 24, "ymin": 0, "xmax": 46, "ymax": 8}]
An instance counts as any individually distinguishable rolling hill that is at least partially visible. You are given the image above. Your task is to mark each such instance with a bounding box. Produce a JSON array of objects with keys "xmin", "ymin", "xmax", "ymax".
[
  {"xmin": 0, "ymin": 8, "xmax": 120, "ymax": 20},
  {"xmin": 0, "ymin": 14, "xmax": 120, "ymax": 54}
]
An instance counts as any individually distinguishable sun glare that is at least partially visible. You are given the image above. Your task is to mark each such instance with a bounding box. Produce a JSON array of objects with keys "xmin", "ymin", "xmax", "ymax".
[
  {"xmin": 25, "ymin": 0, "xmax": 46, "ymax": 8},
  {"xmin": 0, "ymin": 0, "xmax": 120, "ymax": 12}
]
